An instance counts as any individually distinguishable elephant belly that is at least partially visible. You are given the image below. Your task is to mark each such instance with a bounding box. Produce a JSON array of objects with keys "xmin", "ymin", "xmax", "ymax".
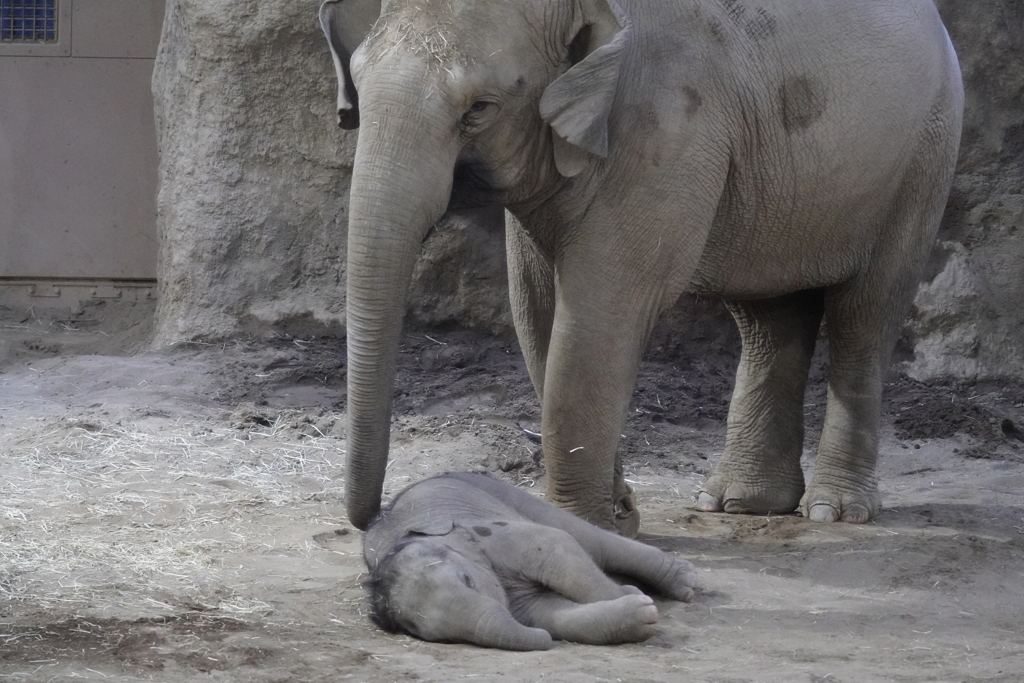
[
  {"xmin": 681, "ymin": 0, "xmax": 955, "ymax": 300},
  {"xmin": 688, "ymin": 181, "xmax": 892, "ymax": 300},
  {"xmin": 688, "ymin": 93, "xmax": 941, "ymax": 298}
]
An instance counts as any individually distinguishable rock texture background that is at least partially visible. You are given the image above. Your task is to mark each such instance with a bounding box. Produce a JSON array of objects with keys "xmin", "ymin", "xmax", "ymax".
[
  {"xmin": 152, "ymin": 0, "xmax": 1024, "ymax": 380},
  {"xmin": 151, "ymin": 0, "xmax": 509, "ymax": 344},
  {"xmin": 906, "ymin": 0, "xmax": 1024, "ymax": 380}
]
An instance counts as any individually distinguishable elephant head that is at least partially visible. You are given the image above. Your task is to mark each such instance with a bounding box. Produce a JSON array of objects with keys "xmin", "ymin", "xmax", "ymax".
[
  {"xmin": 368, "ymin": 535, "xmax": 554, "ymax": 650},
  {"xmin": 320, "ymin": 0, "xmax": 632, "ymax": 529}
]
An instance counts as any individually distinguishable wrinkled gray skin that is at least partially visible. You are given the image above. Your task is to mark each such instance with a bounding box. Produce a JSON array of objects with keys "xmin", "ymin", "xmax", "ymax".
[
  {"xmin": 321, "ymin": 0, "xmax": 964, "ymax": 533},
  {"xmin": 363, "ymin": 473, "xmax": 698, "ymax": 649}
]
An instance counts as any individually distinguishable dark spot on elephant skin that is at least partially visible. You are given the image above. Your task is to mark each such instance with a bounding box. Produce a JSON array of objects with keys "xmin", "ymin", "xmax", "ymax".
[
  {"xmin": 472, "ymin": 525, "xmax": 493, "ymax": 536},
  {"xmin": 508, "ymin": 77, "xmax": 527, "ymax": 97},
  {"xmin": 683, "ymin": 86, "xmax": 703, "ymax": 118},
  {"xmin": 720, "ymin": 0, "xmax": 746, "ymax": 24},
  {"xmin": 629, "ymin": 103, "xmax": 660, "ymax": 131},
  {"xmin": 745, "ymin": 8, "xmax": 777, "ymax": 41},
  {"xmin": 708, "ymin": 18, "xmax": 728, "ymax": 44},
  {"xmin": 779, "ymin": 76, "xmax": 827, "ymax": 132},
  {"xmin": 713, "ymin": 1, "xmax": 776, "ymax": 43},
  {"xmin": 492, "ymin": 521, "xmax": 508, "ymax": 526}
]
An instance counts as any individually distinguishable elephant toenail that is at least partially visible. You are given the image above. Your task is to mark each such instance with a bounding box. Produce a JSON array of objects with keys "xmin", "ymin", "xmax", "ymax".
[
  {"xmin": 841, "ymin": 504, "xmax": 870, "ymax": 524},
  {"xmin": 722, "ymin": 498, "xmax": 748, "ymax": 514},
  {"xmin": 807, "ymin": 502, "xmax": 841, "ymax": 523},
  {"xmin": 695, "ymin": 491, "xmax": 721, "ymax": 511}
]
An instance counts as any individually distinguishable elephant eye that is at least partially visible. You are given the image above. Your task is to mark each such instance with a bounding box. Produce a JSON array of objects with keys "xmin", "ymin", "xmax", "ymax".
[
  {"xmin": 460, "ymin": 572, "xmax": 475, "ymax": 589},
  {"xmin": 460, "ymin": 100, "xmax": 494, "ymax": 127}
]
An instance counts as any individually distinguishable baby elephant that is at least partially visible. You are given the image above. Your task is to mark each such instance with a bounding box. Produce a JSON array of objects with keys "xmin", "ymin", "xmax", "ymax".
[{"xmin": 363, "ymin": 473, "xmax": 698, "ymax": 650}]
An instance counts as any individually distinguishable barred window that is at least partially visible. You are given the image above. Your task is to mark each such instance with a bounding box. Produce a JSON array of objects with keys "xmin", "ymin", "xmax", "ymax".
[{"xmin": 1, "ymin": 0, "xmax": 58, "ymax": 44}]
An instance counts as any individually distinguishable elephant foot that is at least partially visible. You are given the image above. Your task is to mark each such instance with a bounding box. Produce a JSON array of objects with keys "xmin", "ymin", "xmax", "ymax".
[
  {"xmin": 597, "ymin": 594, "xmax": 659, "ymax": 644},
  {"xmin": 555, "ymin": 594, "xmax": 659, "ymax": 645},
  {"xmin": 553, "ymin": 470, "xmax": 641, "ymax": 536},
  {"xmin": 695, "ymin": 465, "xmax": 804, "ymax": 516},
  {"xmin": 613, "ymin": 471, "xmax": 641, "ymax": 538},
  {"xmin": 799, "ymin": 478, "xmax": 879, "ymax": 524},
  {"xmin": 653, "ymin": 557, "xmax": 698, "ymax": 603}
]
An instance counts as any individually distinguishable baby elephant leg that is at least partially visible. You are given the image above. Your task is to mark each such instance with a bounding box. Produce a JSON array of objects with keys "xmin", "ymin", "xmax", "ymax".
[
  {"xmin": 473, "ymin": 522, "xmax": 633, "ymax": 604},
  {"xmin": 539, "ymin": 516, "xmax": 698, "ymax": 602},
  {"xmin": 597, "ymin": 535, "xmax": 698, "ymax": 603},
  {"xmin": 514, "ymin": 591, "xmax": 659, "ymax": 645},
  {"xmin": 458, "ymin": 474, "xmax": 698, "ymax": 601}
]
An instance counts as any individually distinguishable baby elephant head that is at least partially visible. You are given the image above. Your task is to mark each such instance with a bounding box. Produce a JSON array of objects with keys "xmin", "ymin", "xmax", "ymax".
[{"xmin": 367, "ymin": 535, "xmax": 553, "ymax": 650}]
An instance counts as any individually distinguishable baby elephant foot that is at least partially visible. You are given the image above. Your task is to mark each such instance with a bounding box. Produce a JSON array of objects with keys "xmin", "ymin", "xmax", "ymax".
[
  {"xmin": 555, "ymin": 594, "xmax": 659, "ymax": 645},
  {"xmin": 800, "ymin": 479, "xmax": 879, "ymax": 523},
  {"xmin": 601, "ymin": 594, "xmax": 659, "ymax": 644},
  {"xmin": 655, "ymin": 557, "xmax": 698, "ymax": 603},
  {"xmin": 695, "ymin": 469, "xmax": 804, "ymax": 516}
]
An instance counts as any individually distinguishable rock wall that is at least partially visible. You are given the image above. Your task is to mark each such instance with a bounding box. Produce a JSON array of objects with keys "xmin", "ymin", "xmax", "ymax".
[
  {"xmin": 151, "ymin": 0, "xmax": 509, "ymax": 345},
  {"xmin": 152, "ymin": 0, "xmax": 1024, "ymax": 381},
  {"xmin": 152, "ymin": 0, "xmax": 350, "ymax": 343},
  {"xmin": 904, "ymin": 0, "xmax": 1024, "ymax": 380}
]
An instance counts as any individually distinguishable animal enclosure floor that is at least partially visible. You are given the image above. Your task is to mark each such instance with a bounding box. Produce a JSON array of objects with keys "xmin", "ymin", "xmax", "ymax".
[{"xmin": 1, "ymin": 307, "xmax": 1023, "ymax": 682}]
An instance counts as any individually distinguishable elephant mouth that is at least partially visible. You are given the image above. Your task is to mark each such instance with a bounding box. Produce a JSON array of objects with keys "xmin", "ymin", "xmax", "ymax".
[{"xmin": 448, "ymin": 158, "xmax": 501, "ymax": 212}]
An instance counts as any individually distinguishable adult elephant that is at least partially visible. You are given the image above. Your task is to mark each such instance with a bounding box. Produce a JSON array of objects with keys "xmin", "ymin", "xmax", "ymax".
[{"xmin": 320, "ymin": 0, "xmax": 963, "ymax": 533}]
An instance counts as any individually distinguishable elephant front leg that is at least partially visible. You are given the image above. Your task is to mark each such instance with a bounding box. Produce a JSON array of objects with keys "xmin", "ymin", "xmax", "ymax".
[
  {"xmin": 594, "ymin": 536, "xmax": 698, "ymax": 603},
  {"xmin": 540, "ymin": 284, "xmax": 661, "ymax": 533},
  {"xmin": 506, "ymin": 212, "xmax": 556, "ymax": 402},
  {"xmin": 508, "ymin": 218, "xmax": 642, "ymax": 524},
  {"xmin": 698, "ymin": 291, "xmax": 824, "ymax": 515}
]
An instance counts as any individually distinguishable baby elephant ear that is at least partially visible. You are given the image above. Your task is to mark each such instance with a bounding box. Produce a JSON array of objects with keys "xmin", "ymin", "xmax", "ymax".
[
  {"xmin": 539, "ymin": 0, "xmax": 631, "ymax": 177},
  {"xmin": 319, "ymin": 0, "xmax": 381, "ymax": 129}
]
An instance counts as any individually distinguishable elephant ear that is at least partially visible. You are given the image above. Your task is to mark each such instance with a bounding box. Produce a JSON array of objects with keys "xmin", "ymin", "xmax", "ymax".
[
  {"xmin": 539, "ymin": 0, "xmax": 631, "ymax": 177},
  {"xmin": 319, "ymin": 0, "xmax": 381, "ymax": 129}
]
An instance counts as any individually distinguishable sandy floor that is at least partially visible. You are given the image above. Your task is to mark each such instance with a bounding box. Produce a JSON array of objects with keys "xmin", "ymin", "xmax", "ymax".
[{"xmin": 2, "ymin": 302, "xmax": 1023, "ymax": 682}]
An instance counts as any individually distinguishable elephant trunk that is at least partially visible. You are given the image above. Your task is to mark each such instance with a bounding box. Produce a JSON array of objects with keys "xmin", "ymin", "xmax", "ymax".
[{"xmin": 344, "ymin": 91, "xmax": 457, "ymax": 530}]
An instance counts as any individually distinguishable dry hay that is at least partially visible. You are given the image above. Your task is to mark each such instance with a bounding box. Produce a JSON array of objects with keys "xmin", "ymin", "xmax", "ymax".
[
  {"xmin": 0, "ymin": 412, "xmax": 347, "ymax": 617},
  {"xmin": 363, "ymin": 3, "xmax": 462, "ymax": 68}
]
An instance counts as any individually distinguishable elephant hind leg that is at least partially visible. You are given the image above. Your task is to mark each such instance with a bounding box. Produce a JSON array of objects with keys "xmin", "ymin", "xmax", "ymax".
[
  {"xmin": 697, "ymin": 290, "xmax": 824, "ymax": 515},
  {"xmin": 513, "ymin": 591, "xmax": 659, "ymax": 645},
  {"xmin": 804, "ymin": 279, "xmax": 903, "ymax": 523},
  {"xmin": 804, "ymin": 161, "xmax": 953, "ymax": 523},
  {"xmin": 800, "ymin": 309, "xmax": 886, "ymax": 523}
]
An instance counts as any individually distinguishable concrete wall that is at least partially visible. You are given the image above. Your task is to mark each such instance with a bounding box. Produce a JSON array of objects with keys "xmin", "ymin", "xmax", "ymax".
[
  {"xmin": 0, "ymin": 1, "xmax": 165, "ymax": 287},
  {"xmin": 151, "ymin": 0, "xmax": 1024, "ymax": 381}
]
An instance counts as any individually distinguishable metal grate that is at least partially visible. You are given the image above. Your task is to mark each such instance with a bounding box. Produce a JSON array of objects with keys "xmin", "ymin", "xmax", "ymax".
[{"xmin": 1, "ymin": 0, "xmax": 58, "ymax": 44}]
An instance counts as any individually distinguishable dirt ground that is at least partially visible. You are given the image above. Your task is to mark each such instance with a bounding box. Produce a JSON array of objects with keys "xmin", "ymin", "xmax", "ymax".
[{"xmin": 2, "ymin": 301, "xmax": 1023, "ymax": 683}]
